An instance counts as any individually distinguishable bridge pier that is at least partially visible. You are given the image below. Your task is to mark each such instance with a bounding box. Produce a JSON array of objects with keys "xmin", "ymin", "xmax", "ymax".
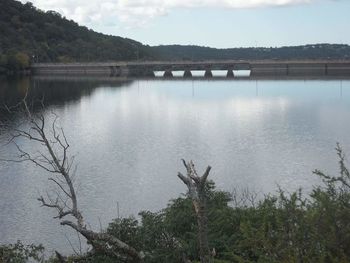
[
  {"xmin": 226, "ymin": 69, "xmax": 234, "ymax": 78},
  {"xmin": 184, "ymin": 69, "xmax": 192, "ymax": 78},
  {"xmin": 164, "ymin": 70, "xmax": 173, "ymax": 78},
  {"xmin": 204, "ymin": 69, "xmax": 213, "ymax": 78}
]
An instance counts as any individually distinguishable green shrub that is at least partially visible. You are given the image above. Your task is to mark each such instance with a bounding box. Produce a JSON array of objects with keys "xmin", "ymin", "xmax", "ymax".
[
  {"xmin": 0, "ymin": 241, "xmax": 44, "ymax": 263},
  {"xmin": 2, "ymin": 145, "xmax": 349, "ymax": 262}
]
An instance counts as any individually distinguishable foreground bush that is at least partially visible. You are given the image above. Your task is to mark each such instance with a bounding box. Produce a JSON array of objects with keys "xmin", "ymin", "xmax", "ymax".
[
  {"xmin": 0, "ymin": 241, "xmax": 44, "ymax": 263},
  {"xmin": 1, "ymin": 144, "xmax": 349, "ymax": 262},
  {"xmin": 61, "ymin": 146, "xmax": 346, "ymax": 263}
]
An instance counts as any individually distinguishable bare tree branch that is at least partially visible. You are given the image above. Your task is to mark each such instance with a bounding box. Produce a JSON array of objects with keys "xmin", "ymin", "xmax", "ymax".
[
  {"xmin": 178, "ymin": 160, "xmax": 213, "ymax": 263},
  {"xmin": 1, "ymin": 97, "xmax": 144, "ymax": 262}
]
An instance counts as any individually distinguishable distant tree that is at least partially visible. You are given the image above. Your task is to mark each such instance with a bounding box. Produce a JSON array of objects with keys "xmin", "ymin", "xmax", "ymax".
[
  {"xmin": 15, "ymin": 52, "xmax": 30, "ymax": 68},
  {"xmin": 0, "ymin": 54, "xmax": 8, "ymax": 73}
]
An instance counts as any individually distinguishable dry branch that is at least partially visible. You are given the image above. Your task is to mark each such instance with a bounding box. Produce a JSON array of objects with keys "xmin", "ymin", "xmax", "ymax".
[
  {"xmin": 1, "ymin": 97, "xmax": 143, "ymax": 262},
  {"xmin": 178, "ymin": 160, "xmax": 212, "ymax": 263}
]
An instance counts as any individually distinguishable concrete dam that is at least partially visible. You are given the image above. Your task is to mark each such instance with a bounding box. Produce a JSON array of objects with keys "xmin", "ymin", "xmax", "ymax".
[{"xmin": 31, "ymin": 60, "xmax": 350, "ymax": 78}]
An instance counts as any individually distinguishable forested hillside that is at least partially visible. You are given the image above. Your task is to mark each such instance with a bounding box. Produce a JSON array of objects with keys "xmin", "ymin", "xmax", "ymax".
[
  {"xmin": 152, "ymin": 44, "xmax": 350, "ymax": 61},
  {"xmin": 1, "ymin": 0, "xmax": 350, "ymax": 75},
  {"xmin": 0, "ymin": 0, "xmax": 155, "ymax": 73}
]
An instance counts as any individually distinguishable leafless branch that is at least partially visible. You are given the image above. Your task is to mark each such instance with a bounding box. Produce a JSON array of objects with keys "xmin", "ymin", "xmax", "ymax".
[
  {"xmin": 178, "ymin": 160, "xmax": 213, "ymax": 263},
  {"xmin": 1, "ymin": 97, "xmax": 144, "ymax": 262},
  {"xmin": 313, "ymin": 143, "xmax": 350, "ymax": 192}
]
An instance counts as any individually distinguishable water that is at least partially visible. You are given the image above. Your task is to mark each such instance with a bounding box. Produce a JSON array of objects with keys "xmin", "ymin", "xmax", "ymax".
[{"xmin": 0, "ymin": 76, "xmax": 350, "ymax": 255}]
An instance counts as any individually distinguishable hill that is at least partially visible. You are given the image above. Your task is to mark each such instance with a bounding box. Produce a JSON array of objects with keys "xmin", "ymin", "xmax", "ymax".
[
  {"xmin": 1, "ymin": 0, "xmax": 350, "ymax": 75},
  {"xmin": 152, "ymin": 44, "xmax": 350, "ymax": 61},
  {"xmin": 0, "ymin": 0, "xmax": 155, "ymax": 73}
]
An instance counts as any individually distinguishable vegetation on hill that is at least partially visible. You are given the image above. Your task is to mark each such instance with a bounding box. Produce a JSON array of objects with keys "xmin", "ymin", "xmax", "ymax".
[
  {"xmin": 0, "ymin": 0, "xmax": 155, "ymax": 73},
  {"xmin": 152, "ymin": 44, "xmax": 350, "ymax": 61},
  {"xmin": 1, "ymin": 0, "xmax": 350, "ymax": 75}
]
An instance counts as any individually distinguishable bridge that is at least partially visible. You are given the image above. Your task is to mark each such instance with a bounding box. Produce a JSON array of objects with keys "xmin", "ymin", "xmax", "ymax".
[{"xmin": 31, "ymin": 60, "xmax": 350, "ymax": 78}]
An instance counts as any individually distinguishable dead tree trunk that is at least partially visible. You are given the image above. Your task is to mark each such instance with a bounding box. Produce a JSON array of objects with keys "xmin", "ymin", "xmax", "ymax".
[{"xmin": 178, "ymin": 160, "xmax": 212, "ymax": 263}]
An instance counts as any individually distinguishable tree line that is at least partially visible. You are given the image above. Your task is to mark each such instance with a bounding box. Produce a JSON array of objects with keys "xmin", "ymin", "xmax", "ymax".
[{"xmin": 152, "ymin": 44, "xmax": 350, "ymax": 61}]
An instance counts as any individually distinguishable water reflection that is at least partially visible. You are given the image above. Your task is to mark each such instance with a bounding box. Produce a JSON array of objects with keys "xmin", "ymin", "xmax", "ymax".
[
  {"xmin": 0, "ymin": 76, "xmax": 133, "ymax": 118},
  {"xmin": 0, "ymin": 77, "xmax": 350, "ymax": 255}
]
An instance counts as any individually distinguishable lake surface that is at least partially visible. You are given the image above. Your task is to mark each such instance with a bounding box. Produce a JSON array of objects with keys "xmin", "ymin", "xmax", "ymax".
[{"xmin": 1, "ymin": 76, "xmax": 350, "ymax": 255}]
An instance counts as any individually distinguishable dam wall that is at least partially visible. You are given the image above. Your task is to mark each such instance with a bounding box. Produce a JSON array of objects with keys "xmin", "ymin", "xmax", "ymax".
[{"xmin": 32, "ymin": 63, "xmax": 125, "ymax": 76}]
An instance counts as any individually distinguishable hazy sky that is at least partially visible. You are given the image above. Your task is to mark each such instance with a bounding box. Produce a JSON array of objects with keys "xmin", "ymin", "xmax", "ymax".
[{"xmin": 21, "ymin": 0, "xmax": 350, "ymax": 48}]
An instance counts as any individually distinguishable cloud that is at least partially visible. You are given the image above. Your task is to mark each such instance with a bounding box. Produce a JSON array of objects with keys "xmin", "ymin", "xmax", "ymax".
[{"xmin": 21, "ymin": 0, "xmax": 315, "ymax": 27}]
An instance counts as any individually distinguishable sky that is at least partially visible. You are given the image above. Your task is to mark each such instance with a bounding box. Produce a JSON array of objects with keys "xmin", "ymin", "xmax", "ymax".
[{"xmin": 20, "ymin": 0, "xmax": 350, "ymax": 48}]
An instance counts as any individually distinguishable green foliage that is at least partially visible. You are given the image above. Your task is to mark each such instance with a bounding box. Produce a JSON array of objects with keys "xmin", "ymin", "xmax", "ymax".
[
  {"xmin": 0, "ymin": 241, "xmax": 45, "ymax": 263},
  {"xmin": 1, "ymin": 0, "xmax": 350, "ymax": 76},
  {"xmin": 99, "ymin": 146, "xmax": 350, "ymax": 262},
  {"xmin": 0, "ymin": 54, "xmax": 8, "ymax": 74},
  {"xmin": 0, "ymin": 0, "xmax": 156, "ymax": 72},
  {"xmin": 0, "ymin": 54, "xmax": 8, "ymax": 66},
  {"xmin": 107, "ymin": 217, "xmax": 143, "ymax": 250},
  {"xmin": 0, "ymin": 51, "xmax": 31, "ymax": 73},
  {"xmin": 2, "ymin": 145, "xmax": 350, "ymax": 262},
  {"xmin": 309, "ymin": 143, "xmax": 350, "ymax": 262},
  {"xmin": 14, "ymin": 52, "xmax": 30, "ymax": 68},
  {"xmin": 153, "ymin": 44, "xmax": 350, "ymax": 61}
]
